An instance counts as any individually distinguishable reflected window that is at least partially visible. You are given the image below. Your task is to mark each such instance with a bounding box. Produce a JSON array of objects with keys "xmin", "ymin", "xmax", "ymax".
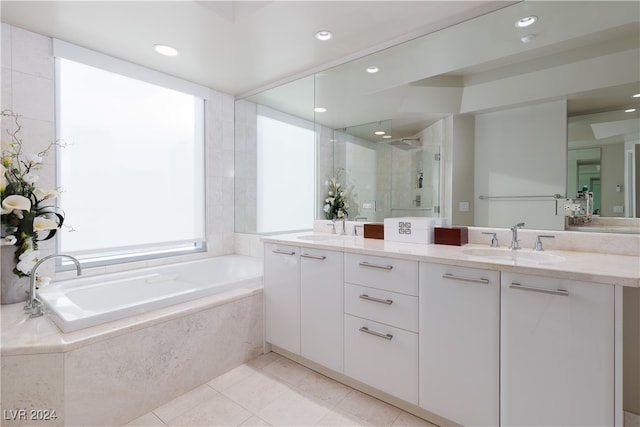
[{"xmin": 257, "ymin": 106, "xmax": 315, "ymax": 233}]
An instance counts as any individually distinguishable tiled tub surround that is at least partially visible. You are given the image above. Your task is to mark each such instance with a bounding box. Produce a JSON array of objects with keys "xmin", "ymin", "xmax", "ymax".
[
  {"xmin": 1, "ymin": 283, "xmax": 263, "ymax": 426},
  {"xmin": 263, "ymin": 225, "xmax": 640, "ymax": 426}
]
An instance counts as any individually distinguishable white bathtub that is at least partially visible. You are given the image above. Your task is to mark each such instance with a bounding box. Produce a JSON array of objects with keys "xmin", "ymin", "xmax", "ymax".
[{"xmin": 38, "ymin": 255, "xmax": 263, "ymax": 333}]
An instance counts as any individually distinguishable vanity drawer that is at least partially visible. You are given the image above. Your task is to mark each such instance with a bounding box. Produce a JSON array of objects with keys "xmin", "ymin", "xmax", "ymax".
[
  {"xmin": 344, "ymin": 314, "xmax": 419, "ymax": 405},
  {"xmin": 345, "ymin": 253, "xmax": 419, "ymax": 296},
  {"xmin": 345, "ymin": 283, "xmax": 418, "ymax": 332}
]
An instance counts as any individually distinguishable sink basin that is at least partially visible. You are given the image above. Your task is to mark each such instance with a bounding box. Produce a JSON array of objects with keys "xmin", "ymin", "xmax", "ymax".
[
  {"xmin": 462, "ymin": 248, "xmax": 565, "ymax": 265},
  {"xmin": 296, "ymin": 234, "xmax": 353, "ymax": 242}
]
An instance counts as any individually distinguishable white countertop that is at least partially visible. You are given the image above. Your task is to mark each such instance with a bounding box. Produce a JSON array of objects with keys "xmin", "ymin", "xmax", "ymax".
[{"xmin": 263, "ymin": 232, "xmax": 640, "ymax": 288}]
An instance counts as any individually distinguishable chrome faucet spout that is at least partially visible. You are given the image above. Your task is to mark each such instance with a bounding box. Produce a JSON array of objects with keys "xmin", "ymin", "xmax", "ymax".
[
  {"xmin": 510, "ymin": 222, "xmax": 525, "ymax": 250},
  {"xmin": 25, "ymin": 254, "xmax": 82, "ymax": 318},
  {"xmin": 332, "ymin": 217, "xmax": 347, "ymax": 235}
]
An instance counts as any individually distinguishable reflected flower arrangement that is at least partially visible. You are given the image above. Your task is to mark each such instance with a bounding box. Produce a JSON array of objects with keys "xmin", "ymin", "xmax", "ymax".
[{"xmin": 323, "ymin": 174, "xmax": 349, "ymax": 220}]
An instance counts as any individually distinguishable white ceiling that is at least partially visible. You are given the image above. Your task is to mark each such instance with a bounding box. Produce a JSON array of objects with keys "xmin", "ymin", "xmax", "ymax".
[{"xmin": 0, "ymin": 0, "xmax": 511, "ymax": 96}]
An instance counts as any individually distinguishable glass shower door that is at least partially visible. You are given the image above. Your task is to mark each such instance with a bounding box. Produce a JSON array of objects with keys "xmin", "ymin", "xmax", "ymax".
[{"xmin": 390, "ymin": 145, "xmax": 440, "ymax": 217}]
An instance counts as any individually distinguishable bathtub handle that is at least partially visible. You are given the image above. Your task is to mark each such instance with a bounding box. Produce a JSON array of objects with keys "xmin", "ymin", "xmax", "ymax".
[
  {"xmin": 301, "ymin": 253, "xmax": 327, "ymax": 261},
  {"xmin": 272, "ymin": 249, "xmax": 296, "ymax": 256}
]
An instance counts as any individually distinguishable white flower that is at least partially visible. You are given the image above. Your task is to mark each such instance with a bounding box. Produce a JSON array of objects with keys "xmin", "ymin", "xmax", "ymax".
[
  {"xmin": 0, "ymin": 164, "xmax": 6, "ymax": 192},
  {"xmin": 328, "ymin": 191, "xmax": 333, "ymax": 196},
  {"xmin": 16, "ymin": 249, "xmax": 39, "ymax": 274},
  {"xmin": 23, "ymin": 172, "xmax": 39, "ymax": 184},
  {"xmin": 34, "ymin": 216, "xmax": 58, "ymax": 231},
  {"xmin": 337, "ymin": 211, "xmax": 344, "ymax": 218},
  {"xmin": 33, "ymin": 187, "xmax": 60, "ymax": 200},
  {"xmin": 1, "ymin": 194, "xmax": 31, "ymax": 217},
  {"xmin": 1, "ymin": 235, "xmax": 17, "ymax": 246},
  {"xmin": 336, "ymin": 183, "xmax": 341, "ymax": 188},
  {"xmin": 24, "ymin": 153, "xmax": 43, "ymax": 166}
]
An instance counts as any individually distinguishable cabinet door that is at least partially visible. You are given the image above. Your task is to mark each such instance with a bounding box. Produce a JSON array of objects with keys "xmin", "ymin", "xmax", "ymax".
[
  {"xmin": 264, "ymin": 243, "xmax": 300, "ymax": 355},
  {"xmin": 344, "ymin": 314, "xmax": 419, "ymax": 404},
  {"xmin": 419, "ymin": 263, "xmax": 500, "ymax": 426},
  {"xmin": 501, "ymin": 272, "xmax": 615, "ymax": 426},
  {"xmin": 300, "ymin": 248, "xmax": 344, "ymax": 373}
]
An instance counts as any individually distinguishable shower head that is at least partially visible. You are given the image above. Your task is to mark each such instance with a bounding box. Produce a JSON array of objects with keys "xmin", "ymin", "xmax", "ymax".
[{"xmin": 387, "ymin": 137, "xmax": 421, "ymax": 150}]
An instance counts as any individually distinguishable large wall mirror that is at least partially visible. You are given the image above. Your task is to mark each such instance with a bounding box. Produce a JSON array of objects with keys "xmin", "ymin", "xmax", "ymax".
[{"xmin": 236, "ymin": 1, "xmax": 639, "ymax": 234}]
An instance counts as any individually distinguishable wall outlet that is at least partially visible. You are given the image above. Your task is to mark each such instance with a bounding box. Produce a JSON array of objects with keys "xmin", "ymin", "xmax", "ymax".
[
  {"xmin": 613, "ymin": 205, "xmax": 624, "ymax": 214},
  {"xmin": 362, "ymin": 200, "xmax": 376, "ymax": 210},
  {"xmin": 459, "ymin": 201, "xmax": 469, "ymax": 212}
]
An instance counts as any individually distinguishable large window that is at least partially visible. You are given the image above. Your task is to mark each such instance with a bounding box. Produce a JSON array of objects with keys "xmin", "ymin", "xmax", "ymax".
[
  {"xmin": 257, "ymin": 106, "xmax": 315, "ymax": 233},
  {"xmin": 55, "ymin": 40, "xmax": 207, "ymax": 266}
]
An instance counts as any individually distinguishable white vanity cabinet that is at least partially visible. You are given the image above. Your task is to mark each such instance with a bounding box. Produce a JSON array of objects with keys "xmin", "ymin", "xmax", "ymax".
[
  {"xmin": 501, "ymin": 272, "xmax": 615, "ymax": 426},
  {"xmin": 344, "ymin": 253, "xmax": 420, "ymax": 405},
  {"xmin": 264, "ymin": 243, "xmax": 301, "ymax": 354},
  {"xmin": 419, "ymin": 263, "xmax": 500, "ymax": 426},
  {"xmin": 300, "ymin": 247, "xmax": 344, "ymax": 373}
]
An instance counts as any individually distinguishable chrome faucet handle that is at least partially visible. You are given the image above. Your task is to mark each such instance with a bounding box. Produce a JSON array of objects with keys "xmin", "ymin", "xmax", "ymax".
[
  {"xmin": 326, "ymin": 222, "xmax": 336, "ymax": 234},
  {"xmin": 534, "ymin": 235, "xmax": 555, "ymax": 251},
  {"xmin": 353, "ymin": 224, "xmax": 364, "ymax": 236},
  {"xmin": 482, "ymin": 232, "xmax": 499, "ymax": 248}
]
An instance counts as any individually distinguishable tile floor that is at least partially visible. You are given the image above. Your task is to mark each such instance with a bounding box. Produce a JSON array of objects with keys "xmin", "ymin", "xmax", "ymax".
[{"xmin": 123, "ymin": 352, "xmax": 437, "ymax": 427}]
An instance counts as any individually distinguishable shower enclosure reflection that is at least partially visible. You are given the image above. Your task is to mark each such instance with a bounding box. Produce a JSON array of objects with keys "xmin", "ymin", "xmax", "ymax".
[{"xmin": 334, "ymin": 121, "xmax": 441, "ymax": 222}]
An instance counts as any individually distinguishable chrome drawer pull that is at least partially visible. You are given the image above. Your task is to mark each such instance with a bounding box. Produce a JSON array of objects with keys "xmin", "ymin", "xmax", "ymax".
[
  {"xmin": 359, "ymin": 261, "xmax": 393, "ymax": 271},
  {"xmin": 359, "ymin": 326, "xmax": 393, "ymax": 341},
  {"xmin": 272, "ymin": 249, "xmax": 295, "ymax": 255},
  {"xmin": 359, "ymin": 294, "xmax": 393, "ymax": 305},
  {"xmin": 301, "ymin": 253, "xmax": 327, "ymax": 260},
  {"xmin": 510, "ymin": 282, "xmax": 569, "ymax": 297},
  {"xmin": 442, "ymin": 273, "xmax": 489, "ymax": 285}
]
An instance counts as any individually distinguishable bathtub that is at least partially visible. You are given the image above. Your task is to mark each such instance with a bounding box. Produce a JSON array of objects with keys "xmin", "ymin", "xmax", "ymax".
[{"xmin": 38, "ymin": 254, "xmax": 263, "ymax": 333}]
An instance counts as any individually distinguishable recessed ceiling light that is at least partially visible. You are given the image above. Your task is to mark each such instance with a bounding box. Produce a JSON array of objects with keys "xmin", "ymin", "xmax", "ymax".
[
  {"xmin": 633, "ymin": 93, "xmax": 640, "ymax": 98},
  {"xmin": 366, "ymin": 66, "xmax": 379, "ymax": 74},
  {"xmin": 315, "ymin": 31, "xmax": 332, "ymax": 41},
  {"xmin": 374, "ymin": 131, "xmax": 386, "ymax": 135},
  {"xmin": 520, "ymin": 34, "xmax": 536, "ymax": 44},
  {"xmin": 153, "ymin": 44, "xmax": 179, "ymax": 56},
  {"xmin": 625, "ymin": 108, "xmax": 637, "ymax": 113},
  {"xmin": 515, "ymin": 15, "xmax": 538, "ymax": 28},
  {"xmin": 314, "ymin": 107, "xmax": 327, "ymax": 113},
  {"xmin": 383, "ymin": 135, "xmax": 392, "ymax": 139}
]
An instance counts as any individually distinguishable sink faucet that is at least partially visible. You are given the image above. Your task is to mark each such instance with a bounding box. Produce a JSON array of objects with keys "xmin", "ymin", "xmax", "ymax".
[
  {"xmin": 352, "ymin": 216, "xmax": 368, "ymax": 236},
  {"xmin": 510, "ymin": 223, "xmax": 525, "ymax": 250},
  {"xmin": 25, "ymin": 254, "xmax": 82, "ymax": 318},
  {"xmin": 332, "ymin": 217, "xmax": 346, "ymax": 235}
]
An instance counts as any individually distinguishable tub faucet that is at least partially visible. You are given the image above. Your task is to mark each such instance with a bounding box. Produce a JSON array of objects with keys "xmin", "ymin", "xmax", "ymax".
[
  {"xmin": 25, "ymin": 254, "xmax": 82, "ymax": 318},
  {"xmin": 510, "ymin": 223, "xmax": 525, "ymax": 250}
]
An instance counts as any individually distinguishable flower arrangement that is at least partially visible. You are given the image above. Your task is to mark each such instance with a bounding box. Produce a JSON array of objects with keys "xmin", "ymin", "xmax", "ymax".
[
  {"xmin": 1, "ymin": 110, "xmax": 65, "ymax": 277},
  {"xmin": 323, "ymin": 175, "xmax": 349, "ymax": 220}
]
